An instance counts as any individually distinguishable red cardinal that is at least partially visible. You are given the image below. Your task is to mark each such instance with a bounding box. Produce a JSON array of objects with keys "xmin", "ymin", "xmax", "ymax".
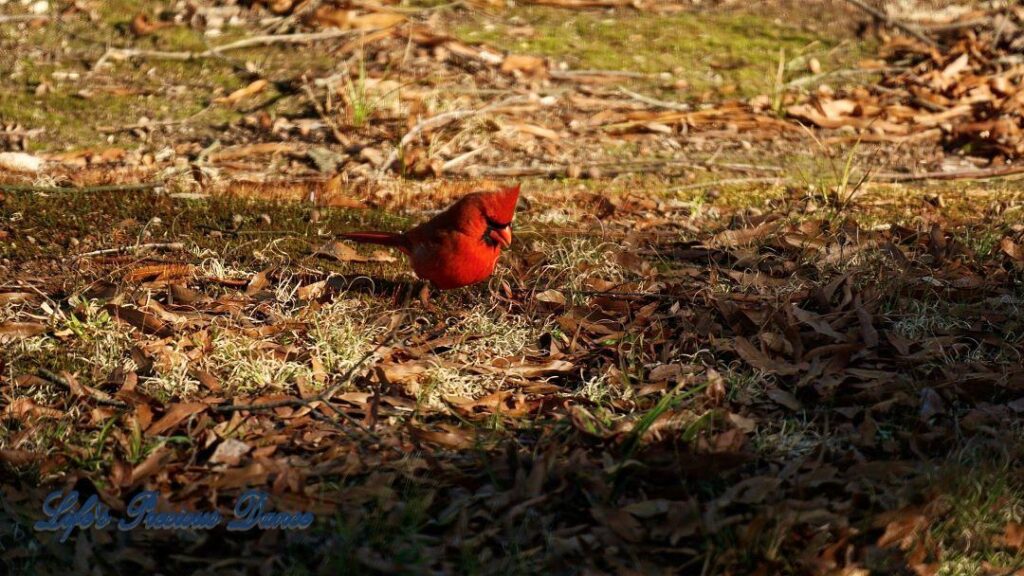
[{"xmin": 339, "ymin": 185, "xmax": 520, "ymax": 290}]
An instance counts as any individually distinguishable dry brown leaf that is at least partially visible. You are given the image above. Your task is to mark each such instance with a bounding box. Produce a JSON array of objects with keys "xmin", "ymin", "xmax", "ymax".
[
  {"xmin": 209, "ymin": 438, "xmax": 252, "ymax": 466},
  {"xmin": 535, "ymin": 289, "xmax": 566, "ymax": 307},
  {"xmin": 106, "ymin": 304, "xmax": 173, "ymax": 337},
  {"xmin": 766, "ymin": 388, "xmax": 803, "ymax": 411},
  {"xmin": 0, "ymin": 448, "xmax": 40, "ymax": 466},
  {"xmin": 215, "ymin": 79, "xmax": 269, "ymax": 106},
  {"xmin": 500, "ymin": 55, "xmax": 547, "ymax": 76},
  {"xmin": 410, "ymin": 426, "xmax": 475, "ymax": 449},
  {"xmin": 999, "ymin": 522, "xmax": 1024, "ymax": 551},
  {"xmin": 146, "ymin": 402, "xmax": 207, "ymax": 436},
  {"xmin": 506, "ymin": 122, "xmax": 560, "ymax": 140},
  {"xmin": 733, "ymin": 337, "xmax": 802, "ymax": 376},
  {"xmin": 0, "ymin": 321, "xmax": 46, "ymax": 339},
  {"xmin": 711, "ymin": 220, "xmax": 782, "ymax": 248},
  {"xmin": 315, "ymin": 240, "xmax": 397, "ymax": 263},
  {"xmin": 505, "ymin": 359, "xmax": 575, "ymax": 378},
  {"xmin": 5, "ymin": 397, "xmax": 63, "ymax": 419}
]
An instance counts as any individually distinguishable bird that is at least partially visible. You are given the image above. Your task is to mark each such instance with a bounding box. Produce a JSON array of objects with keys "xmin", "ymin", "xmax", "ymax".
[{"xmin": 339, "ymin": 185, "xmax": 520, "ymax": 290}]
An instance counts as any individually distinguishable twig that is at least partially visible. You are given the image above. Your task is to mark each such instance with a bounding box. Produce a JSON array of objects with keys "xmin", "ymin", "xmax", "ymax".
[
  {"xmin": 0, "ymin": 14, "xmax": 49, "ymax": 23},
  {"xmin": 74, "ymin": 242, "xmax": 185, "ymax": 259},
  {"xmin": 870, "ymin": 164, "xmax": 1024, "ymax": 182},
  {"xmin": 0, "ymin": 182, "xmax": 161, "ymax": 194},
  {"xmin": 455, "ymin": 159, "xmax": 784, "ymax": 179},
  {"xmin": 920, "ymin": 18, "xmax": 990, "ymax": 32},
  {"xmin": 104, "ymin": 29, "xmax": 372, "ymax": 62},
  {"xmin": 550, "ymin": 69, "xmax": 652, "ymax": 80},
  {"xmin": 97, "ymin": 105, "xmax": 214, "ymax": 134},
  {"xmin": 784, "ymin": 66, "xmax": 907, "ymax": 89},
  {"xmin": 616, "ymin": 86, "xmax": 690, "ymax": 111},
  {"xmin": 379, "ymin": 97, "xmax": 524, "ymax": 175},
  {"xmin": 843, "ymin": 0, "xmax": 937, "ymax": 47},
  {"xmin": 36, "ymin": 368, "xmax": 130, "ymax": 409},
  {"xmin": 211, "ymin": 314, "xmax": 409, "ymax": 437},
  {"xmin": 668, "ymin": 177, "xmax": 791, "ymax": 192},
  {"xmin": 513, "ymin": 287, "xmax": 680, "ymax": 301},
  {"xmin": 441, "ymin": 146, "xmax": 489, "ymax": 172},
  {"xmin": 300, "ymin": 75, "xmax": 349, "ymax": 146}
]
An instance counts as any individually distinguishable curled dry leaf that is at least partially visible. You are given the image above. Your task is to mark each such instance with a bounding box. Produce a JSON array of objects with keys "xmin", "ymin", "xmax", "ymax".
[
  {"xmin": 315, "ymin": 240, "xmax": 397, "ymax": 263},
  {"xmin": 410, "ymin": 425, "xmax": 475, "ymax": 449},
  {"xmin": 5, "ymin": 397, "xmax": 64, "ymax": 419},
  {"xmin": 535, "ymin": 289, "xmax": 566, "ymax": 307},
  {"xmin": 105, "ymin": 304, "xmax": 173, "ymax": 337},
  {"xmin": 505, "ymin": 359, "xmax": 574, "ymax": 378},
  {"xmin": 209, "ymin": 438, "xmax": 252, "ymax": 466},
  {"xmin": 214, "ymin": 79, "xmax": 269, "ymax": 106},
  {"xmin": 733, "ymin": 337, "xmax": 803, "ymax": 376},
  {"xmin": 500, "ymin": 54, "xmax": 547, "ymax": 76}
]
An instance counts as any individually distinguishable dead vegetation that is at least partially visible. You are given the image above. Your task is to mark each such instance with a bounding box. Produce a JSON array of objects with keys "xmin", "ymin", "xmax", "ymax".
[{"xmin": 2, "ymin": 1, "xmax": 1024, "ymax": 575}]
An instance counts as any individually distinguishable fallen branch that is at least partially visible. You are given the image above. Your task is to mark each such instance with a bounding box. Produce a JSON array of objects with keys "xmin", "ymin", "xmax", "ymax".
[
  {"xmin": 0, "ymin": 14, "xmax": 49, "ymax": 24},
  {"xmin": 455, "ymin": 159, "xmax": 784, "ymax": 179},
  {"xmin": 0, "ymin": 182, "xmax": 161, "ymax": 194},
  {"xmin": 550, "ymin": 69, "xmax": 651, "ymax": 80},
  {"xmin": 616, "ymin": 86, "xmax": 690, "ymax": 111},
  {"xmin": 844, "ymin": 0, "xmax": 937, "ymax": 47},
  {"xmin": 669, "ymin": 177, "xmax": 791, "ymax": 192},
  {"xmin": 37, "ymin": 368, "xmax": 130, "ymax": 410},
  {"xmin": 871, "ymin": 164, "xmax": 1024, "ymax": 182},
  {"xmin": 784, "ymin": 66, "xmax": 907, "ymax": 89},
  {"xmin": 379, "ymin": 97, "xmax": 525, "ymax": 175},
  {"xmin": 300, "ymin": 75, "xmax": 349, "ymax": 146},
  {"xmin": 102, "ymin": 29, "xmax": 372, "ymax": 62},
  {"xmin": 74, "ymin": 242, "xmax": 185, "ymax": 259}
]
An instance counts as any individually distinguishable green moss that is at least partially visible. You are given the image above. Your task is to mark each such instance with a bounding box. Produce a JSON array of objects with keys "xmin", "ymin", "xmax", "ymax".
[{"xmin": 453, "ymin": 7, "xmax": 862, "ymax": 97}]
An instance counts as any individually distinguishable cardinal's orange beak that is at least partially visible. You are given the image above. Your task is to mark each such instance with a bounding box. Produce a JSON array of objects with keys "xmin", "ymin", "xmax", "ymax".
[{"xmin": 488, "ymin": 227, "xmax": 512, "ymax": 248}]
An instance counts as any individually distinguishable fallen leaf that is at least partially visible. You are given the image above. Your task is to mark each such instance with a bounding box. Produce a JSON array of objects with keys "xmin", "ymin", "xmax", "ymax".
[
  {"xmin": 315, "ymin": 240, "xmax": 396, "ymax": 263},
  {"xmin": 767, "ymin": 388, "xmax": 803, "ymax": 411},
  {"xmin": 209, "ymin": 438, "xmax": 252, "ymax": 466},
  {"xmin": 215, "ymin": 79, "xmax": 269, "ymax": 106},
  {"xmin": 146, "ymin": 402, "xmax": 207, "ymax": 436},
  {"xmin": 0, "ymin": 322, "xmax": 46, "ymax": 339}
]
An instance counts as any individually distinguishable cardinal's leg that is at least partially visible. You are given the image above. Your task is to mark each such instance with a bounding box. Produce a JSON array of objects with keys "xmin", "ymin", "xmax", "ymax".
[{"xmin": 418, "ymin": 282, "xmax": 438, "ymax": 312}]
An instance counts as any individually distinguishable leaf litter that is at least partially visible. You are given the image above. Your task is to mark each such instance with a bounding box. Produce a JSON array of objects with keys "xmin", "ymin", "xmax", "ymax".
[{"xmin": 1, "ymin": 1, "xmax": 1024, "ymax": 575}]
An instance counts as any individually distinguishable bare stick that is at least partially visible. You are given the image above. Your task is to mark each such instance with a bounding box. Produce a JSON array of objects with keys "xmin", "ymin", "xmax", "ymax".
[
  {"xmin": 37, "ymin": 368, "xmax": 130, "ymax": 409},
  {"xmin": 441, "ymin": 146, "xmax": 489, "ymax": 172},
  {"xmin": 74, "ymin": 242, "xmax": 185, "ymax": 259},
  {"xmin": 669, "ymin": 177, "xmax": 792, "ymax": 192},
  {"xmin": 844, "ymin": 0, "xmax": 937, "ymax": 47},
  {"xmin": 616, "ymin": 86, "xmax": 690, "ymax": 111},
  {"xmin": 104, "ymin": 29, "xmax": 372, "ymax": 62},
  {"xmin": 784, "ymin": 66, "xmax": 907, "ymax": 89},
  {"xmin": 0, "ymin": 183, "xmax": 161, "ymax": 194},
  {"xmin": 379, "ymin": 96, "xmax": 524, "ymax": 175},
  {"xmin": 455, "ymin": 159, "xmax": 784, "ymax": 179},
  {"xmin": 550, "ymin": 69, "xmax": 652, "ymax": 80},
  {"xmin": 0, "ymin": 15, "xmax": 49, "ymax": 24},
  {"xmin": 301, "ymin": 75, "xmax": 349, "ymax": 146},
  {"xmin": 870, "ymin": 164, "xmax": 1024, "ymax": 182}
]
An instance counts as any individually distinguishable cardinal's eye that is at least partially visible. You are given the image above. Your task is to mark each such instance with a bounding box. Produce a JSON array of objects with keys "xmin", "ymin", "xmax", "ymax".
[{"xmin": 485, "ymin": 216, "xmax": 510, "ymax": 229}]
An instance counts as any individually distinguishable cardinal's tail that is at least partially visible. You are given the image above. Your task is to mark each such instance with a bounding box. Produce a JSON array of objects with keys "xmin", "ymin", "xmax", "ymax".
[{"xmin": 339, "ymin": 232, "xmax": 410, "ymax": 254}]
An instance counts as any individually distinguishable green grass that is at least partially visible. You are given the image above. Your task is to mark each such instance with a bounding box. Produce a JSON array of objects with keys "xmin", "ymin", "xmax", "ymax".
[{"xmin": 454, "ymin": 7, "xmax": 864, "ymax": 97}]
